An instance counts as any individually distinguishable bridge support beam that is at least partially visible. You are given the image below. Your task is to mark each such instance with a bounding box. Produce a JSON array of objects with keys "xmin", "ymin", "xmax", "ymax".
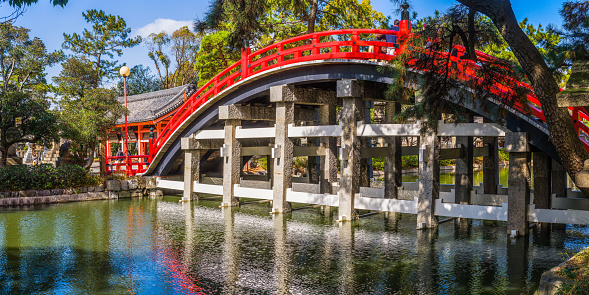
[
  {"xmin": 455, "ymin": 116, "xmax": 474, "ymax": 205},
  {"xmin": 320, "ymin": 105, "xmax": 338, "ymax": 194},
  {"xmin": 483, "ymin": 119, "xmax": 499, "ymax": 194},
  {"xmin": 183, "ymin": 149, "xmax": 200, "ymax": 201},
  {"xmin": 338, "ymin": 79, "xmax": 363, "ymax": 221},
  {"xmin": 506, "ymin": 132, "xmax": 531, "ymax": 237},
  {"xmin": 417, "ymin": 122, "xmax": 440, "ymax": 229},
  {"xmin": 222, "ymin": 119, "xmax": 241, "ymax": 207},
  {"xmin": 362, "ymin": 100, "xmax": 374, "ymax": 186},
  {"xmin": 270, "ymin": 86, "xmax": 295, "ymax": 213},
  {"xmin": 534, "ymin": 151, "xmax": 552, "ymax": 229},
  {"xmin": 384, "ymin": 101, "xmax": 402, "ymax": 198},
  {"xmin": 552, "ymin": 160, "xmax": 567, "ymax": 198}
]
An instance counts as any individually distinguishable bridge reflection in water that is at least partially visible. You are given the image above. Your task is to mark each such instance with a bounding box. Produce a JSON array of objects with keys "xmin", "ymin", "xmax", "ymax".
[{"xmin": 0, "ymin": 197, "xmax": 585, "ymax": 294}]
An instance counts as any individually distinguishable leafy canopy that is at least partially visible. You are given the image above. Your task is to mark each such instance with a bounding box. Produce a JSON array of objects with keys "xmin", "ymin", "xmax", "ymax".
[{"xmin": 62, "ymin": 9, "xmax": 141, "ymax": 86}]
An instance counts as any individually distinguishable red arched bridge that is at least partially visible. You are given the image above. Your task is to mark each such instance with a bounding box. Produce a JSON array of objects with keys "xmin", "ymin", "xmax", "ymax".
[{"xmin": 105, "ymin": 22, "xmax": 589, "ymax": 177}]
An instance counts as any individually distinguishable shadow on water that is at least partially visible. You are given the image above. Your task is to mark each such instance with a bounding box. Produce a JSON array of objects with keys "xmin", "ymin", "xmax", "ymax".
[{"xmin": 0, "ymin": 197, "xmax": 587, "ymax": 294}]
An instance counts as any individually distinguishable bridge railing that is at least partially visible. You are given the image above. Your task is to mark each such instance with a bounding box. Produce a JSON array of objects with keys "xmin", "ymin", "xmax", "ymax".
[
  {"xmin": 106, "ymin": 155, "xmax": 149, "ymax": 175},
  {"xmin": 148, "ymin": 28, "xmax": 406, "ymax": 162}
]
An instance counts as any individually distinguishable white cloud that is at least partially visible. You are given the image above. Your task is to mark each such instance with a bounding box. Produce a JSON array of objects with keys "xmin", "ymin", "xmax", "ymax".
[{"xmin": 134, "ymin": 19, "xmax": 193, "ymax": 37}]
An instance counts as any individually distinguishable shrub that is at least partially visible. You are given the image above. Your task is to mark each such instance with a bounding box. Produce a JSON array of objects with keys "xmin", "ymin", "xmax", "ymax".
[
  {"xmin": 0, "ymin": 164, "xmax": 100, "ymax": 192},
  {"xmin": 402, "ymin": 155, "xmax": 419, "ymax": 169}
]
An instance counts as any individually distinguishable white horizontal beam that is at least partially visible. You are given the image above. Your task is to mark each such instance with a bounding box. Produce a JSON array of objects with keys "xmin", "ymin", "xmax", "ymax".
[
  {"xmin": 528, "ymin": 204, "xmax": 589, "ymax": 225},
  {"xmin": 236, "ymin": 126, "xmax": 276, "ymax": 139},
  {"xmin": 354, "ymin": 195, "xmax": 418, "ymax": 214},
  {"xmin": 434, "ymin": 199, "xmax": 508, "ymax": 221},
  {"xmin": 234, "ymin": 185, "xmax": 274, "ymax": 200},
  {"xmin": 156, "ymin": 179, "xmax": 183, "ymax": 190},
  {"xmin": 193, "ymin": 129, "xmax": 225, "ymax": 140},
  {"xmin": 286, "ymin": 189, "xmax": 339, "ymax": 206},
  {"xmin": 357, "ymin": 123, "xmax": 421, "ymax": 137},
  {"xmin": 288, "ymin": 124, "xmax": 342, "ymax": 137},
  {"xmin": 193, "ymin": 183, "xmax": 223, "ymax": 195},
  {"xmin": 438, "ymin": 122, "xmax": 506, "ymax": 137}
]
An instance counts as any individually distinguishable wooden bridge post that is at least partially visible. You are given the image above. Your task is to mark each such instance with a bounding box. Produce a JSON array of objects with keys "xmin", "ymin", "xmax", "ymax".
[
  {"xmin": 222, "ymin": 119, "xmax": 242, "ymax": 207},
  {"xmin": 483, "ymin": 117, "xmax": 500, "ymax": 194},
  {"xmin": 455, "ymin": 115, "xmax": 474, "ymax": 204},
  {"xmin": 270, "ymin": 86, "xmax": 295, "ymax": 214},
  {"xmin": 320, "ymin": 104, "xmax": 338, "ymax": 194},
  {"xmin": 505, "ymin": 132, "xmax": 531, "ymax": 237},
  {"xmin": 183, "ymin": 149, "xmax": 200, "ymax": 201},
  {"xmin": 384, "ymin": 101, "xmax": 402, "ymax": 198},
  {"xmin": 417, "ymin": 118, "xmax": 440, "ymax": 229},
  {"xmin": 337, "ymin": 79, "xmax": 363, "ymax": 221}
]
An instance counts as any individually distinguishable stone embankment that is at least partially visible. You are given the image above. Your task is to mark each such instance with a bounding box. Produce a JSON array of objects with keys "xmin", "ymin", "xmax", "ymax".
[{"xmin": 0, "ymin": 176, "xmax": 163, "ymax": 207}]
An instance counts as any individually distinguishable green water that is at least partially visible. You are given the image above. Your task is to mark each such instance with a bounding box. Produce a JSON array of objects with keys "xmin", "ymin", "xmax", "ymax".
[{"xmin": 0, "ymin": 196, "xmax": 588, "ymax": 294}]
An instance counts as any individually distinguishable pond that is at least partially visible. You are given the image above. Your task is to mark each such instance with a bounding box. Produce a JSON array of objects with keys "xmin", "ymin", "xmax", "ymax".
[{"xmin": 0, "ymin": 195, "xmax": 588, "ymax": 294}]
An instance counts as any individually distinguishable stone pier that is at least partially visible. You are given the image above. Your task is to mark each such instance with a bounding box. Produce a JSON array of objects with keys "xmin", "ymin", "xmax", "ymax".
[
  {"xmin": 222, "ymin": 119, "xmax": 241, "ymax": 207},
  {"xmin": 483, "ymin": 118, "xmax": 499, "ymax": 194},
  {"xmin": 320, "ymin": 104, "xmax": 338, "ymax": 194},
  {"xmin": 417, "ymin": 122, "xmax": 440, "ymax": 229},
  {"xmin": 384, "ymin": 101, "xmax": 403, "ymax": 198},
  {"xmin": 455, "ymin": 116, "xmax": 474, "ymax": 205},
  {"xmin": 337, "ymin": 79, "xmax": 363, "ymax": 221},
  {"xmin": 506, "ymin": 132, "xmax": 531, "ymax": 237},
  {"xmin": 270, "ymin": 86, "xmax": 295, "ymax": 213},
  {"xmin": 183, "ymin": 149, "xmax": 200, "ymax": 201}
]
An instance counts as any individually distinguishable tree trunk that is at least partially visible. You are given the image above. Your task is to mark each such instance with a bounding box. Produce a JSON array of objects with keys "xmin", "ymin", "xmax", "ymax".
[
  {"xmin": 456, "ymin": 0, "xmax": 589, "ymax": 196},
  {"xmin": 307, "ymin": 0, "xmax": 319, "ymax": 35},
  {"xmin": 0, "ymin": 152, "xmax": 6, "ymax": 169}
]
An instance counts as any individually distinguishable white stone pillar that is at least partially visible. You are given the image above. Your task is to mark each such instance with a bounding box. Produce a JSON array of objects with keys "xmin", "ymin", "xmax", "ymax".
[
  {"xmin": 505, "ymin": 132, "xmax": 531, "ymax": 237},
  {"xmin": 183, "ymin": 149, "xmax": 200, "ymax": 201},
  {"xmin": 222, "ymin": 119, "xmax": 241, "ymax": 207},
  {"xmin": 272, "ymin": 100, "xmax": 294, "ymax": 213}
]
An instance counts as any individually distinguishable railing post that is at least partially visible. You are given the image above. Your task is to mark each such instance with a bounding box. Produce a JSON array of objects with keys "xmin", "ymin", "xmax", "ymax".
[
  {"xmin": 312, "ymin": 35, "xmax": 320, "ymax": 55},
  {"xmin": 277, "ymin": 43, "xmax": 284, "ymax": 63},
  {"xmin": 573, "ymin": 108, "xmax": 580, "ymax": 135},
  {"xmin": 352, "ymin": 32, "xmax": 359, "ymax": 53},
  {"xmin": 241, "ymin": 47, "xmax": 251, "ymax": 80}
]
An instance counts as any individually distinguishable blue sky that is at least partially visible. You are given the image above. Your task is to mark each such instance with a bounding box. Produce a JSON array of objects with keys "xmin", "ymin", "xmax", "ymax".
[{"xmin": 1, "ymin": 0, "xmax": 568, "ymax": 83}]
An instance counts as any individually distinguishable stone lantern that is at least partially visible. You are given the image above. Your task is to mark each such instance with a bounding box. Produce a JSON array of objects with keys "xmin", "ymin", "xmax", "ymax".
[{"xmin": 557, "ymin": 60, "xmax": 589, "ymax": 188}]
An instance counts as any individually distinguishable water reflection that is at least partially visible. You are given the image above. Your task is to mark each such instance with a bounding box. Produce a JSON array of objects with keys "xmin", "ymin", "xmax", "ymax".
[{"xmin": 0, "ymin": 198, "xmax": 588, "ymax": 294}]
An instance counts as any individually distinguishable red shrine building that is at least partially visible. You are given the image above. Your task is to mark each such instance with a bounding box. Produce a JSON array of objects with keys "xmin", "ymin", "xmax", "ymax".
[{"xmin": 105, "ymin": 84, "xmax": 196, "ymax": 174}]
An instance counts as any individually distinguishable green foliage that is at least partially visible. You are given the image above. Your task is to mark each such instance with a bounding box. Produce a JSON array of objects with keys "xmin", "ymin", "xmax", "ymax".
[
  {"xmin": 4, "ymin": 0, "xmax": 68, "ymax": 8},
  {"xmin": 58, "ymin": 88, "xmax": 124, "ymax": 166},
  {"xmin": 52, "ymin": 56, "xmax": 98, "ymax": 98},
  {"xmin": 195, "ymin": 29, "xmax": 240, "ymax": 87},
  {"xmin": 555, "ymin": 247, "xmax": 589, "ymax": 295},
  {"xmin": 145, "ymin": 26, "xmax": 200, "ymax": 89},
  {"xmin": 293, "ymin": 156, "xmax": 308, "ymax": 168},
  {"xmin": 373, "ymin": 157, "xmax": 384, "ymax": 171},
  {"xmin": 0, "ymin": 22, "xmax": 63, "ymax": 92},
  {"xmin": 56, "ymin": 10, "xmax": 138, "ymax": 169},
  {"xmin": 0, "ymin": 90, "xmax": 58, "ymax": 167},
  {"xmin": 440, "ymin": 159, "xmax": 455, "ymax": 166},
  {"xmin": 402, "ymin": 155, "xmax": 419, "ymax": 169},
  {"xmin": 116, "ymin": 65, "xmax": 161, "ymax": 96},
  {"xmin": 498, "ymin": 147, "xmax": 509, "ymax": 162},
  {"xmin": 257, "ymin": 156, "xmax": 268, "ymax": 170},
  {"xmin": 0, "ymin": 164, "xmax": 100, "ymax": 192},
  {"xmin": 62, "ymin": 9, "xmax": 141, "ymax": 85}
]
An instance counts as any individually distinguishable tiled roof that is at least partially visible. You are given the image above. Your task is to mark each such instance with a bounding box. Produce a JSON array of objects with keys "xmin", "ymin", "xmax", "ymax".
[{"xmin": 116, "ymin": 84, "xmax": 197, "ymax": 124}]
